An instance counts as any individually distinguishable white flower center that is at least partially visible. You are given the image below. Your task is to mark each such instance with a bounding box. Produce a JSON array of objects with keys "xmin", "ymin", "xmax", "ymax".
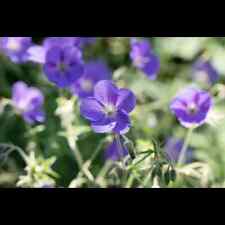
[
  {"xmin": 104, "ymin": 104, "xmax": 116, "ymax": 117},
  {"xmin": 134, "ymin": 55, "xmax": 150, "ymax": 68},
  {"xmin": 7, "ymin": 39, "xmax": 21, "ymax": 51},
  {"xmin": 81, "ymin": 79, "xmax": 93, "ymax": 92},
  {"xmin": 187, "ymin": 103, "xmax": 198, "ymax": 115},
  {"xmin": 195, "ymin": 71, "xmax": 210, "ymax": 84}
]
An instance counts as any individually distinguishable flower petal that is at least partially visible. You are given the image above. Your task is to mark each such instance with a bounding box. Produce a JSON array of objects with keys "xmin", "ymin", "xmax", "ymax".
[
  {"xmin": 113, "ymin": 110, "xmax": 131, "ymax": 134},
  {"xmin": 23, "ymin": 109, "xmax": 45, "ymax": 124},
  {"xmin": 80, "ymin": 97, "xmax": 105, "ymax": 122},
  {"xmin": 27, "ymin": 45, "xmax": 47, "ymax": 64},
  {"xmin": 142, "ymin": 54, "xmax": 160, "ymax": 80},
  {"xmin": 94, "ymin": 80, "xmax": 118, "ymax": 106},
  {"xmin": 12, "ymin": 82, "xmax": 28, "ymax": 104},
  {"xmin": 116, "ymin": 88, "xmax": 136, "ymax": 113},
  {"xmin": 91, "ymin": 118, "xmax": 116, "ymax": 133},
  {"xmin": 105, "ymin": 138, "xmax": 129, "ymax": 161}
]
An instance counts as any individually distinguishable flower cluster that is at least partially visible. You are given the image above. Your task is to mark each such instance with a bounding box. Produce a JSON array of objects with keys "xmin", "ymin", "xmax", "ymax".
[{"xmin": 0, "ymin": 37, "xmax": 222, "ymax": 188}]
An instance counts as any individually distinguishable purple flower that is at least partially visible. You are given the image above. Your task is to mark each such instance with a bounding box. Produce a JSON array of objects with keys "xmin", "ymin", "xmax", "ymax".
[
  {"xmin": 0, "ymin": 37, "xmax": 33, "ymax": 63},
  {"xmin": 165, "ymin": 138, "xmax": 193, "ymax": 163},
  {"xmin": 43, "ymin": 46, "xmax": 84, "ymax": 88},
  {"xmin": 192, "ymin": 58, "xmax": 219, "ymax": 86},
  {"xmin": 80, "ymin": 80, "xmax": 136, "ymax": 134},
  {"xmin": 170, "ymin": 87, "xmax": 213, "ymax": 128},
  {"xmin": 27, "ymin": 37, "xmax": 76, "ymax": 64},
  {"xmin": 105, "ymin": 137, "xmax": 129, "ymax": 161},
  {"xmin": 27, "ymin": 37, "xmax": 95, "ymax": 64},
  {"xmin": 12, "ymin": 81, "xmax": 45, "ymax": 124},
  {"xmin": 70, "ymin": 60, "xmax": 112, "ymax": 98},
  {"xmin": 130, "ymin": 38, "xmax": 160, "ymax": 80},
  {"xmin": 43, "ymin": 37, "xmax": 76, "ymax": 49}
]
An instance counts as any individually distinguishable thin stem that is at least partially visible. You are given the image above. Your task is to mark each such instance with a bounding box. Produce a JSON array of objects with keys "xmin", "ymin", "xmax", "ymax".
[
  {"xmin": 125, "ymin": 174, "xmax": 135, "ymax": 188},
  {"xmin": 0, "ymin": 144, "xmax": 28, "ymax": 163},
  {"xmin": 68, "ymin": 137, "xmax": 84, "ymax": 168},
  {"xmin": 89, "ymin": 139, "xmax": 107, "ymax": 164},
  {"xmin": 68, "ymin": 137, "xmax": 94, "ymax": 182},
  {"xmin": 177, "ymin": 128, "xmax": 194, "ymax": 166},
  {"xmin": 142, "ymin": 173, "xmax": 152, "ymax": 188}
]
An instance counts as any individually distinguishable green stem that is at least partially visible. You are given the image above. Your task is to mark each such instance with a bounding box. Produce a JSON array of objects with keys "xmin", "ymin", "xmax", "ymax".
[
  {"xmin": 68, "ymin": 137, "xmax": 94, "ymax": 182},
  {"xmin": 89, "ymin": 139, "xmax": 107, "ymax": 164},
  {"xmin": 125, "ymin": 174, "xmax": 135, "ymax": 188},
  {"xmin": 0, "ymin": 144, "xmax": 28, "ymax": 163},
  {"xmin": 177, "ymin": 128, "xmax": 194, "ymax": 166}
]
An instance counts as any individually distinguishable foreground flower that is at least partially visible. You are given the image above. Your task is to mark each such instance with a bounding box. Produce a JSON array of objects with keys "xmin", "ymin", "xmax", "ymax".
[
  {"xmin": 130, "ymin": 38, "xmax": 160, "ymax": 80},
  {"xmin": 80, "ymin": 80, "xmax": 136, "ymax": 134},
  {"xmin": 193, "ymin": 58, "xmax": 219, "ymax": 86},
  {"xmin": 43, "ymin": 46, "xmax": 84, "ymax": 88},
  {"xmin": 0, "ymin": 37, "xmax": 32, "ymax": 63},
  {"xmin": 105, "ymin": 137, "xmax": 129, "ymax": 161},
  {"xmin": 12, "ymin": 81, "xmax": 45, "ymax": 124},
  {"xmin": 170, "ymin": 87, "xmax": 213, "ymax": 128},
  {"xmin": 70, "ymin": 60, "xmax": 112, "ymax": 98},
  {"xmin": 165, "ymin": 138, "xmax": 193, "ymax": 163}
]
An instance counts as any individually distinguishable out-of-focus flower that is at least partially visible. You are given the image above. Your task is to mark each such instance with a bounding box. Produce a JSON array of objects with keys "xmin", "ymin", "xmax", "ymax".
[
  {"xmin": 193, "ymin": 58, "xmax": 219, "ymax": 86},
  {"xmin": 27, "ymin": 37, "xmax": 75, "ymax": 64},
  {"xmin": 70, "ymin": 60, "xmax": 112, "ymax": 98},
  {"xmin": 43, "ymin": 46, "xmax": 84, "ymax": 88},
  {"xmin": 165, "ymin": 137, "xmax": 193, "ymax": 163},
  {"xmin": 0, "ymin": 37, "xmax": 33, "ymax": 63},
  {"xmin": 12, "ymin": 81, "xmax": 45, "ymax": 124},
  {"xmin": 170, "ymin": 87, "xmax": 213, "ymax": 128},
  {"xmin": 27, "ymin": 37, "xmax": 95, "ymax": 64},
  {"xmin": 105, "ymin": 137, "xmax": 129, "ymax": 161},
  {"xmin": 80, "ymin": 80, "xmax": 136, "ymax": 134},
  {"xmin": 130, "ymin": 38, "xmax": 160, "ymax": 80}
]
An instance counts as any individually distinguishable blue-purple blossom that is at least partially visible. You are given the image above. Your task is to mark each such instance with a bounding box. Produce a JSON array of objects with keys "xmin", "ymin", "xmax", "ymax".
[
  {"xmin": 70, "ymin": 60, "xmax": 112, "ymax": 98},
  {"xmin": 130, "ymin": 38, "xmax": 160, "ymax": 80},
  {"xmin": 80, "ymin": 80, "xmax": 136, "ymax": 134},
  {"xmin": 12, "ymin": 81, "xmax": 45, "ymax": 124},
  {"xmin": 0, "ymin": 37, "xmax": 33, "ymax": 63},
  {"xmin": 27, "ymin": 37, "xmax": 95, "ymax": 64},
  {"xmin": 192, "ymin": 58, "xmax": 219, "ymax": 86},
  {"xmin": 27, "ymin": 37, "xmax": 76, "ymax": 64},
  {"xmin": 105, "ymin": 137, "xmax": 129, "ymax": 161},
  {"xmin": 43, "ymin": 46, "xmax": 84, "ymax": 88},
  {"xmin": 170, "ymin": 87, "xmax": 213, "ymax": 128},
  {"xmin": 165, "ymin": 137, "xmax": 193, "ymax": 163}
]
